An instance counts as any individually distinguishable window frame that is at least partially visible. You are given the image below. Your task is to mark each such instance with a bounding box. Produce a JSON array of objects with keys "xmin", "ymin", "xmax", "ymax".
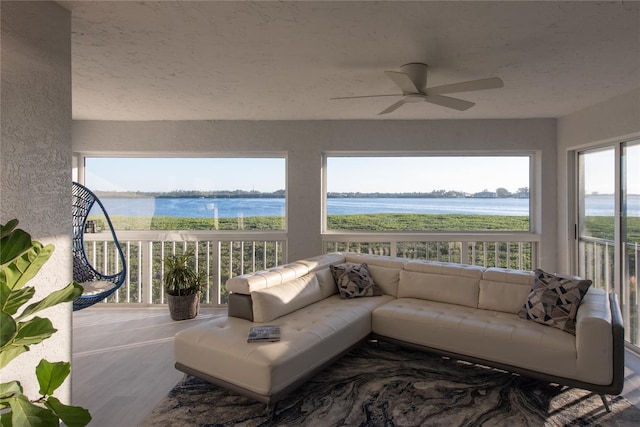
[
  {"xmin": 76, "ymin": 153, "xmax": 289, "ymax": 232},
  {"xmin": 321, "ymin": 152, "xmax": 538, "ymax": 234}
]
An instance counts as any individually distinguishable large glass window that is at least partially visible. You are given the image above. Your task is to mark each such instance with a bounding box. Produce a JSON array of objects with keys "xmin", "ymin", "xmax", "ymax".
[
  {"xmin": 325, "ymin": 155, "xmax": 531, "ymax": 232},
  {"xmin": 577, "ymin": 140, "xmax": 640, "ymax": 347},
  {"xmin": 84, "ymin": 157, "xmax": 286, "ymax": 231}
]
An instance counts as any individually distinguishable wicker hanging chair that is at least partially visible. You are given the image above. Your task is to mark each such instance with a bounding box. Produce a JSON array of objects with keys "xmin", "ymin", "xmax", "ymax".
[{"xmin": 72, "ymin": 182, "xmax": 127, "ymax": 311}]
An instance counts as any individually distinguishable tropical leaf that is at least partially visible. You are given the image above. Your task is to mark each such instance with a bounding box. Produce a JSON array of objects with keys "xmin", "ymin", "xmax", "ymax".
[
  {"xmin": 1, "ymin": 285, "xmax": 35, "ymax": 316},
  {"xmin": 17, "ymin": 282, "xmax": 83, "ymax": 321},
  {"xmin": 0, "ymin": 317, "xmax": 56, "ymax": 370},
  {"xmin": 4, "ymin": 395, "xmax": 59, "ymax": 427},
  {"xmin": 0, "ymin": 380, "xmax": 23, "ymax": 402},
  {"xmin": 14, "ymin": 317, "xmax": 57, "ymax": 346},
  {"xmin": 36, "ymin": 360, "xmax": 70, "ymax": 396},
  {"xmin": 0, "ymin": 219, "xmax": 19, "ymax": 239},
  {"xmin": 44, "ymin": 396, "xmax": 91, "ymax": 427},
  {"xmin": 0, "ymin": 242, "xmax": 54, "ymax": 291},
  {"xmin": 0, "ymin": 310, "xmax": 18, "ymax": 350},
  {"xmin": 0, "ymin": 344, "xmax": 29, "ymax": 370},
  {"xmin": 0, "ymin": 225, "xmax": 31, "ymax": 266}
]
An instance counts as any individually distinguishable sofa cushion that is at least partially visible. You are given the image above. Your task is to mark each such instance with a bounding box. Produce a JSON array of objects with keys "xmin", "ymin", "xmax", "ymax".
[
  {"xmin": 175, "ymin": 294, "xmax": 394, "ymax": 397},
  {"xmin": 251, "ymin": 272, "xmax": 323, "ymax": 323},
  {"xmin": 398, "ymin": 269, "xmax": 480, "ymax": 308},
  {"xmin": 366, "ymin": 264, "xmax": 401, "ymax": 297},
  {"xmin": 371, "ymin": 298, "xmax": 589, "ymax": 383},
  {"xmin": 314, "ymin": 267, "xmax": 339, "ymax": 298},
  {"xmin": 518, "ymin": 269, "xmax": 592, "ymax": 335},
  {"xmin": 478, "ymin": 268, "xmax": 534, "ymax": 314},
  {"xmin": 330, "ymin": 263, "xmax": 382, "ymax": 299},
  {"xmin": 227, "ymin": 262, "xmax": 311, "ymax": 295}
]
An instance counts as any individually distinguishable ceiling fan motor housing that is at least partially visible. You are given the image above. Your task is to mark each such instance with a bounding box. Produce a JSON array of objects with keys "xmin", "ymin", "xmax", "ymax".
[{"xmin": 400, "ymin": 63, "xmax": 428, "ymax": 92}]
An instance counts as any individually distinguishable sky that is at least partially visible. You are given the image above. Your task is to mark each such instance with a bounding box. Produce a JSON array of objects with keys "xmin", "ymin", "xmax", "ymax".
[
  {"xmin": 583, "ymin": 145, "xmax": 640, "ymax": 194},
  {"xmin": 326, "ymin": 156, "xmax": 530, "ymax": 194},
  {"xmin": 85, "ymin": 156, "xmax": 533, "ymax": 194},
  {"xmin": 85, "ymin": 158, "xmax": 286, "ymax": 193}
]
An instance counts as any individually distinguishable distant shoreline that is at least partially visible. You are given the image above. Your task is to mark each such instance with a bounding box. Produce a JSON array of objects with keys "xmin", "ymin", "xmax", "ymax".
[{"xmin": 94, "ymin": 190, "xmax": 532, "ymax": 199}]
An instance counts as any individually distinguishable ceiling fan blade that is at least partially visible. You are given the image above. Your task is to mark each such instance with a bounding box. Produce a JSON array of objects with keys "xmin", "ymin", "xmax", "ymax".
[
  {"xmin": 378, "ymin": 98, "xmax": 408, "ymax": 115},
  {"xmin": 424, "ymin": 95, "xmax": 475, "ymax": 111},
  {"xmin": 384, "ymin": 71, "xmax": 420, "ymax": 94},
  {"xmin": 426, "ymin": 77, "xmax": 504, "ymax": 95},
  {"xmin": 330, "ymin": 94, "xmax": 403, "ymax": 100}
]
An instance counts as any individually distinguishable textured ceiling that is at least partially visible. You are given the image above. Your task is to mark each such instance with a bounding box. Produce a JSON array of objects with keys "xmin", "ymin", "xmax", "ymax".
[{"xmin": 58, "ymin": 1, "xmax": 640, "ymax": 121}]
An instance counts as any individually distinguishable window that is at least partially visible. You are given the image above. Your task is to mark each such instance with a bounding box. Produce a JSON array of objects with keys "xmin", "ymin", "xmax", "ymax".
[
  {"xmin": 577, "ymin": 140, "xmax": 640, "ymax": 347},
  {"xmin": 324, "ymin": 155, "xmax": 531, "ymax": 232},
  {"xmin": 83, "ymin": 157, "xmax": 286, "ymax": 231}
]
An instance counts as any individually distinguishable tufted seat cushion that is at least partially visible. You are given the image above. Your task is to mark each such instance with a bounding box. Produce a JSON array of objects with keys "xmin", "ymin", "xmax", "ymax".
[
  {"xmin": 175, "ymin": 294, "xmax": 394, "ymax": 397},
  {"xmin": 372, "ymin": 297, "xmax": 608, "ymax": 385}
]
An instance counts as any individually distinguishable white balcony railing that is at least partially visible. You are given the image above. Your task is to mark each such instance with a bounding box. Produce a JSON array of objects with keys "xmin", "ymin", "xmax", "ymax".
[
  {"xmin": 323, "ymin": 232, "xmax": 540, "ymax": 270},
  {"xmin": 83, "ymin": 230, "xmax": 287, "ymax": 306},
  {"xmin": 83, "ymin": 231, "xmax": 541, "ymax": 308},
  {"xmin": 579, "ymin": 236, "xmax": 639, "ymax": 345}
]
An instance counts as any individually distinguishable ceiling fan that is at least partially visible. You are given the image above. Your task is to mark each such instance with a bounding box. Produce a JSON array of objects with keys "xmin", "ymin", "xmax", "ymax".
[{"xmin": 331, "ymin": 63, "xmax": 504, "ymax": 115}]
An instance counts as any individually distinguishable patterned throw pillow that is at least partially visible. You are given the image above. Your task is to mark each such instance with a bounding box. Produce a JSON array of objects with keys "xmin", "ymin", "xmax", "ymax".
[
  {"xmin": 518, "ymin": 269, "xmax": 592, "ymax": 335},
  {"xmin": 330, "ymin": 263, "xmax": 382, "ymax": 299}
]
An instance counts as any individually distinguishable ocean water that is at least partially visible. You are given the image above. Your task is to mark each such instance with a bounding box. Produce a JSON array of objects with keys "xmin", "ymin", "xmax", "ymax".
[{"xmin": 96, "ymin": 195, "xmax": 640, "ymax": 218}]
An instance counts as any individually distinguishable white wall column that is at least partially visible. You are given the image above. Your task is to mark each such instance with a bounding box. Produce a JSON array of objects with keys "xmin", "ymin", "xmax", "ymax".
[{"xmin": 0, "ymin": 1, "xmax": 73, "ymax": 401}]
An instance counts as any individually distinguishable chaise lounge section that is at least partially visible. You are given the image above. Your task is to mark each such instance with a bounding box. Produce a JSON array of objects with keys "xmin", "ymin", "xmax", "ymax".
[{"xmin": 173, "ymin": 252, "xmax": 624, "ymax": 415}]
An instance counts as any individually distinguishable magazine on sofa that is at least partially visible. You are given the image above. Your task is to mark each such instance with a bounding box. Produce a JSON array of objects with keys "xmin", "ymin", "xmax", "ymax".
[{"xmin": 247, "ymin": 325, "xmax": 281, "ymax": 343}]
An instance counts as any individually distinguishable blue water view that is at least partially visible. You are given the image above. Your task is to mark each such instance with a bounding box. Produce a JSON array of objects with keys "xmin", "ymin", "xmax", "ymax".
[{"xmin": 97, "ymin": 194, "xmax": 640, "ymax": 218}]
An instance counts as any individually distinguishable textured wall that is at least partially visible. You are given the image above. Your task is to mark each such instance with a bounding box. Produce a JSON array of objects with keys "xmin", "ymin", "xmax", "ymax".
[
  {"xmin": 1, "ymin": 1, "xmax": 72, "ymax": 401},
  {"xmin": 72, "ymin": 118, "xmax": 558, "ymax": 270}
]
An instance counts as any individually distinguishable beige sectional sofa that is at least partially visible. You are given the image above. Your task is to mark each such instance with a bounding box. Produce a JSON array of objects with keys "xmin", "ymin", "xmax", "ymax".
[{"xmin": 174, "ymin": 252, "xmax": 624, "ymax": 416}]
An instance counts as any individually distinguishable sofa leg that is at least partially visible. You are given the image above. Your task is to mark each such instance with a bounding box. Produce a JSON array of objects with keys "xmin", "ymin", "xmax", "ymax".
[
  {"xmin": 266, "ymin": 402, "xmax": 278, "ymax": 420},
  {"xmin": 600, "ymin": 394, "xmax": 612, "ymax": 412}
]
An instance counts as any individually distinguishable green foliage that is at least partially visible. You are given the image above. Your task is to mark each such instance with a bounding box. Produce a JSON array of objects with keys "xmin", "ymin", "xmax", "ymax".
[
  {"xmin": 164, "ymin": 250, "xmax": 204, "ymax": 297},
  {"xmin": 327, "ymin": 213, "xmax": 530, "ymax": 232},
  {"xmin": 0, "ymin": 220, "xmax": 91, "ymax": 427},
  {"xmin": 584, "ymin": 215, "xmax": 640, "ymax": 242}
]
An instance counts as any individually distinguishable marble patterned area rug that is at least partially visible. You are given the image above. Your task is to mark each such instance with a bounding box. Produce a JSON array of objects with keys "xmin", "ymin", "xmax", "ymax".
[{"xmin": 140, "ymin": 342, "xmax": 640, "ymax": 426}]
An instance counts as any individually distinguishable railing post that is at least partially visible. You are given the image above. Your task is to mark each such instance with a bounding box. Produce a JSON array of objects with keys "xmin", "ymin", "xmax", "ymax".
[
  {"xmin": 215, "ymin": 241, "xmax": 221, "ymax": 305},
  {"xmin": 142, "ymin": 241, "xmax": 153, "ymax": 305},
  {"xmin": 205, "ymin": 241, "xmax": 211, "ymax": 304},
  {"xmin": 137, "ymin": 241, "xmax": 143, "ymax": 303},
  {"xmin": 125, "ymin": 241, "xmax": 131, "ymax": 303},
  {"xmin": 461, "ymin": 241, "xmax": 469, "ymax": 265}
]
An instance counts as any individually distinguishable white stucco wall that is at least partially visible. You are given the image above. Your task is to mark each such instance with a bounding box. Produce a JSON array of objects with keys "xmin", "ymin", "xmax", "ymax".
[
  {"xmin": 556, "ymin": 88, "xmax": 640, "ymax": 272},
  {"xmin": 0, "ymin": 1, "xmax": 73, "ymax": 402},
  {"xmin": 73, "ymin": 118, "xmax": 559, "ymax": 270}
]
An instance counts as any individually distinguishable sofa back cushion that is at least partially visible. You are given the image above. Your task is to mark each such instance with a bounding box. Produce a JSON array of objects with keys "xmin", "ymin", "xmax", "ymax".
[
  {"xmin": 251, "ymin": 272, "xmax": 323, "ymax": 323},
  {"xmin": 314, "ymin": 267, "xmax": 339, "ymax": 298},
  {"xmin": 227, "ymin": 253, "xmax": 346, "ymax": 295},
  {"xmin": 398, "ymin": 260, "xmax": 483, "ymax": 308},
  {"xmin": 478, "ymin": 267, "xmax": 533, "ymax": 314}
]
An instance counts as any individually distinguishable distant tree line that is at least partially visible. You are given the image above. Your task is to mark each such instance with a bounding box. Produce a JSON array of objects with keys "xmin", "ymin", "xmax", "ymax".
[
  {"xmin": 95, "ymin": 187, "xmax": 529, "ymax": 199},
  {"xmin": 328, "ymin": 187, "xmax": 529, "ymax": 199}
]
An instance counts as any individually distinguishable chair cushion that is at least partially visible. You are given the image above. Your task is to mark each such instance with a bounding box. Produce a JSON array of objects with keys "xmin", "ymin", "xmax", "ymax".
[{"xmin": 79, "ymin": 280, "xmax": 116, "ymax": 296}]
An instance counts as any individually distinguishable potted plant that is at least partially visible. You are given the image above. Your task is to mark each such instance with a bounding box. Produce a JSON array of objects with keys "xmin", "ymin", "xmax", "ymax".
[
  {"xmin": 0, "ymin": 219, "xmax": 91, "ymax": 426},
  {"xmin": 164, "ymin": 250, "xmax": 204, "ymax": 321}
]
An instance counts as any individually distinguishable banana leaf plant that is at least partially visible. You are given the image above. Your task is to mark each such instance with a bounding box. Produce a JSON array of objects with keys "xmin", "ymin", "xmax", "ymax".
[{"xmin": 0, "ymin": 219, "xmax": 91, "ymax": 426}]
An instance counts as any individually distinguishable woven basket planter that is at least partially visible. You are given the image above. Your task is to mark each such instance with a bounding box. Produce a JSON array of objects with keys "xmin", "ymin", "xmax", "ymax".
[{"xmin": 167, "ymin": 293, "xmax": 200, "ymax": 321}]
